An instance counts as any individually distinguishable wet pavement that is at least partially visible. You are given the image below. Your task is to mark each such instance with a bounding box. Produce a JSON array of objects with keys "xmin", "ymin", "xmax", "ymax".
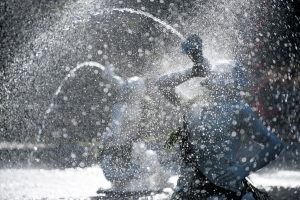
[
  {"xmin": 0, "ymin": 166, "xmax": 175, "ymax": 200},
  {"xmin": 1, "ymin": 166, "xmax": 300, "ymax": 200},
  {"xmin": 1, "ymin": 143, "xmax": 300, "ymax": 199},
  {"xmin": 0, "ymin": 167, "xmax": 110, "ymax": 200}
]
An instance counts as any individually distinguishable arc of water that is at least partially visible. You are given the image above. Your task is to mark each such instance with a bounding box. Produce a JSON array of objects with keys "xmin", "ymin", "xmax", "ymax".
[
  {"xmin": 54, "ymin": 61, "xmax": 106, "ymax": 96},
  {"xmin": 102, "ymin": 8, "xmax": 185, "ymax": 40},
  {"xmin": 38, "ymin": 8, "xmax": 185, "ymax": 142},
  {"xmin": 38, "ymin": 61, "xmax": 106, "ymax": 142}
]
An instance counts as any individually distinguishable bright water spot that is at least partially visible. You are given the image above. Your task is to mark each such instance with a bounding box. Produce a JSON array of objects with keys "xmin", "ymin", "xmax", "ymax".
[
  {"xmin": 0, "ymin": 167, "xmax": 110, "ymax": 199},
  {"xmin": 249, "ymin": 170, "xmax": 300, "ymax": 190}
]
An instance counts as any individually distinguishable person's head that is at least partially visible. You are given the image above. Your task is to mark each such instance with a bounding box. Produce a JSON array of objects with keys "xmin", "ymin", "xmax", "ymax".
[{"xmin": 181, "ymin": 34, "xmax": 203, "ymax": 62}]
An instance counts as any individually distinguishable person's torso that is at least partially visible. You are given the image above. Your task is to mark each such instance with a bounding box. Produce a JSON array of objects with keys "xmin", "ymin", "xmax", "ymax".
[{"xmin": 185, "ymin": 98, "xmax": 246, "ymax": 190}]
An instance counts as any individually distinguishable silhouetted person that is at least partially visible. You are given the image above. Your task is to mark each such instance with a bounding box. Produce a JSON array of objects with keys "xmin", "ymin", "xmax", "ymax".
[{"xmin": 156, "ymin": 35, "xmax": 284, "ymax": 199}]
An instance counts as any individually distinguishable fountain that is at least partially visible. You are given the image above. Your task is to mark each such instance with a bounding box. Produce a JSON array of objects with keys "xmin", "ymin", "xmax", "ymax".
[
  {"xmin": 38, "ymin": 8, "xmax": 185, "ymax": 142},
  {"xmin": 38, "ymin": 62, "xmax": 107, "ymax": 141},
  {"xmin": 28, "ymin": 8, "xmax": 188, "ymax": 197},
  {"xmin": 2, "ymin": 1, "xmax": 299, "ymax": 199},
  {"xmin": 108, "ymin": 8, "xmax": 185, "ymax": 40},
  {"xmin": 32, "ymin": 7, "xmax": 186, "ymax": 194}
]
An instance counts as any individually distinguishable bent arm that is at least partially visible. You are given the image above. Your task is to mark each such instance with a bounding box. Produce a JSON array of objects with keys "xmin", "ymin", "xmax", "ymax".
[
  {"xmin": 155, "ymin": 68, "xmax": 195, "ymax": 105},
  {"xmin": 240, "ymin": 105, "xmax": 285, "ymax": 174}
]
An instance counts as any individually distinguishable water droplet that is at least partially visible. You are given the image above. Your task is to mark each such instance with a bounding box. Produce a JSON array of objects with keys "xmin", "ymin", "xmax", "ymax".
[
  {"xmin": 91, "ymin": 106, "xmax": 96, "ymax": 111},
  {"xmin": 71, "ymin": 119, "xmax": 78, "ymax": 126},
  {"xmin": 231, "ymin": 131, "xmax": 237, "ymax": 137}
]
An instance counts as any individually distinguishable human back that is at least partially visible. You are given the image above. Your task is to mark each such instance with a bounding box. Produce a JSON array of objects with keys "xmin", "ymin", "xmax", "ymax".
[{"xmin": 186, "ymin": 96, "xmax": 248, "ymax": 191}]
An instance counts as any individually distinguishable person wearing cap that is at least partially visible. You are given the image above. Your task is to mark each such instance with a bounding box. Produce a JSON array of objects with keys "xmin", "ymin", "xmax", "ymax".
[{"xmin": 156, "ymin": 34, "xmax": 284, "ymax": 199}]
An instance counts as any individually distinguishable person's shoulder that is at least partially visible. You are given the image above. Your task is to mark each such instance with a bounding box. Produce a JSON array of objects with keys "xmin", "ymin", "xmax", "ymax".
[
  {"xmin": 239, "ymin": 101, "xmax": 249, "ymax": 109},
  {"xmin": 238, "ymin": 101, "xmax": 256, "ymax": 119}
]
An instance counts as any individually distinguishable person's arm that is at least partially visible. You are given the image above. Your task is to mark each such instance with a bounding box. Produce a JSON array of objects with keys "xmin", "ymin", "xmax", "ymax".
[
  {"xmin": 155, "ymin": 62, "xmax": 209, "ymax": 105},
  {"xmin": 240, "ymin": 105, "xmax": 285, "ymax": 174},
  {"xmin": 215, "ymin": 104, "xmax": 285, "ymax": 184},
  {"xmin": 155, "ymin": 68, "xmax": 194, "ymax": 105}
]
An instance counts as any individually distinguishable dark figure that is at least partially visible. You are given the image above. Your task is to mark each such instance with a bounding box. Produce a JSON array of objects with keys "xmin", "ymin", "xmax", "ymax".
[{"xmin": 156, "ymin": 35, "xmax": 285, "ymax": 199}]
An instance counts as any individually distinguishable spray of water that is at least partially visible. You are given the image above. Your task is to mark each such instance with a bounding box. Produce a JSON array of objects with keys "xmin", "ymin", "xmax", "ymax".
[
  {"xmin": 108, "ymin": 8, "xmax": 185, "ymax": 41},
  {"xmin": 38, "ymin": 7, "xmax": 184, "ymax": 142},
  {"xmin": 38, "ymin": 61, "xmax": 106, "ymax": 142}
]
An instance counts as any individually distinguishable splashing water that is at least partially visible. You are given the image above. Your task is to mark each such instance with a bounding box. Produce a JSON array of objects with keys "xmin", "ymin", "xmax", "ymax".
[
  {"xmin": 38, "ymin": 61, "xmax": 106, "ymax": 142},
  {"xmin": 38, "ymin": 7, "xmax": 185, "ymax": 142},
  {"xmin": 108, "ymin": 8, "xmax": 185, "ymax": 40},
  {"xmin": 54, "ymin": 61, "xmax": 105, "ymax": 97}
]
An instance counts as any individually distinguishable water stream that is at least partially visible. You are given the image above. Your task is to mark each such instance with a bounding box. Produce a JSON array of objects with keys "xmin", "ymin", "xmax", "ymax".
[{"xmin": 38, "ymin": 7, "xmax": 184, "ymax": 142}]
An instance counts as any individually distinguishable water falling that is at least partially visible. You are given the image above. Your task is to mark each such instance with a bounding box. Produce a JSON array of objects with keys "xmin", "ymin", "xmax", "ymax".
[
  {"xmin": 3, "ymin": 1, "xmax": 300, "ymax": 199},
  {"xmin": 108, "ymin": 8, "xmax": 185, "ymax": 41},
  {"xmin": 38, "ymin": 8, "xmax": 185, "ymax": 142},
  {"xmin": 38, "ymin": 61, "xmax": 106, "ymax": 142}
]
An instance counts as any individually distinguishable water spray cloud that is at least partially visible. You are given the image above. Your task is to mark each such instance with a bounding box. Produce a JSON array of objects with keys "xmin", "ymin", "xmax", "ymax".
[
  {"xmin": 108, "ymin": 8, "xmax": 185, "ymax": 40},
  {"xmin": 38, "ymin": 61, "xmax": 107, "ymax": 142},
  {"xmin": 38, "ymin": 7, "xmax": 185, "ymax": 142}
]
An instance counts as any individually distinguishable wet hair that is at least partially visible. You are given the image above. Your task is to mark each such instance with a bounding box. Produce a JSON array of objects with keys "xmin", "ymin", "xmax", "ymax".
[{"xmin": 181, "ymin": 34, "xmax": 203, "ymax": 55}]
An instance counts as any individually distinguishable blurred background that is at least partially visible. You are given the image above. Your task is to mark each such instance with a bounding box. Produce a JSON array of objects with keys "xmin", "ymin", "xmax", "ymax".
[{"xmin": 0, "ymin": 0, "xmax": 299, "ymax": 199}]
